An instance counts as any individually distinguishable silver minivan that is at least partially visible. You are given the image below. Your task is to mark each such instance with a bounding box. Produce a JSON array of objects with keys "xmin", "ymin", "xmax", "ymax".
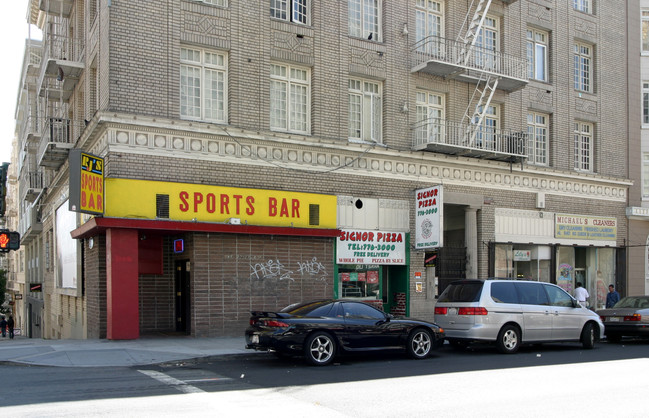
[{"xmin": 434, "ymin": 279, "xmax": 605, "ymax": 353}]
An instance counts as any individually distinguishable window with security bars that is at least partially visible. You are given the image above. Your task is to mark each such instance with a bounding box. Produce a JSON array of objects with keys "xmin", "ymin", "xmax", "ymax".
[
  {"xmin": 527, "ymin": 112, "xmax": 548, "ymax": 166},
  {"xmin": 527, "ymin": 29, "xmax": 547, "ymax": 82},
  {"xmin": 348, "ymin": 78, "xmax": 382, "ymax": 143},
  {"xmin": 415, "ymin": 0, "xmax": 443, "ymax": 54},
  {"xmin": 349, "ymin": 0, "xmax": 381, "ymax": 41},
  {"xmin": 270, "ymin": 0, "xmax": 309, "ymax": 25},
  {"xmin": 574, "ymin": 43, "xmax": 592, "ymax": 93},
  {"xmin": 156, "ymin": 194, "xmax": 170, "ymax": 219},
  {"xmin": 416, "ymin": 91, "xmax": 445, "ymax": 145},
  {"xmin": 270, "ymin": 63, "xmax": 310, "ymax": 134},
  {"xmin": 180, "ymin": 47, "xmax": 227, "ymax": 123},
  {"xmin": 309, "ymin": 204, "xmax": 319, "ymax": 226},
  {"xmin": 574, "ymin": 122, "xmax": 593, "ymax": 172}
]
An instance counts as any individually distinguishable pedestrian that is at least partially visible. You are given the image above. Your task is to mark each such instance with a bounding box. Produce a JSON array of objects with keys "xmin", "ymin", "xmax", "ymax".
[
  {"xmin": 574, "ymin": 282, "xmax": 589, "ymax": 308},
  {"xmin": 0, "ymin": 316, "xmax": 6, "ymax": 338},
  {"xmin": 7, "ymin": 315, "xmax": 14, "ymax": 339},
  {"xmin": 606, "ymin": 284, "xmax": 621, "ymax": 308}
]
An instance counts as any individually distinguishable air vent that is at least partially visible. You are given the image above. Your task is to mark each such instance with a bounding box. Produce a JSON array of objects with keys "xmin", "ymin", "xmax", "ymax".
[
  {"xmin": 156, "ymin": 194, "xmax": 169, "ymax": 218},
  {"xmin": 309, "ymin": 204, "xmax": 320, "ymax": 226}
]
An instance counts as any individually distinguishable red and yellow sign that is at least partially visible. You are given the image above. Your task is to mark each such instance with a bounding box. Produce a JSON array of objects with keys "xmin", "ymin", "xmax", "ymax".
[
  {"xmin": 105, "ymin": 179, "xmax": 337, "ymax": 229},
  {"xmin": 80, "ymin": 153, "xmax": 104, "ymax": 213}
]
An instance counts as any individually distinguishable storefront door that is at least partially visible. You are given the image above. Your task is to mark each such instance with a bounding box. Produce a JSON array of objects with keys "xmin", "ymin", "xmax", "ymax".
[{"xmin": 175, "ymin": 260, "xmax": 191, "ymax": 334}]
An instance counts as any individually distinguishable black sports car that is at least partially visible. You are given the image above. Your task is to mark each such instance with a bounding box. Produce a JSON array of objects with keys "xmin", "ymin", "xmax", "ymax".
[{"xmin": 245, "ymin": 299, "xmax": 445, "ymax": 366}]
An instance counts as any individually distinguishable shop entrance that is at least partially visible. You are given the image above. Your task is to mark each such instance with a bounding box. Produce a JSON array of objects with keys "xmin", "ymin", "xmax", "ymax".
[{"xmin": 175, "ymin": 260, "xmax": 191, "ymax": 334}]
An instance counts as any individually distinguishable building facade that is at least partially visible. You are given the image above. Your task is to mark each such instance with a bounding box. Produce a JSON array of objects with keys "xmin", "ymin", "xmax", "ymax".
[{"xmin": 7, "ymin": 0, "xmax": 633, "ymax": 339}]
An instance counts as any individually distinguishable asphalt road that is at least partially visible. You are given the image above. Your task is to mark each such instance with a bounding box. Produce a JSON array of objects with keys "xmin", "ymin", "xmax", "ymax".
[{"xmin": 1, "ymin": 339, "xmax": 648, "ymax": 417}]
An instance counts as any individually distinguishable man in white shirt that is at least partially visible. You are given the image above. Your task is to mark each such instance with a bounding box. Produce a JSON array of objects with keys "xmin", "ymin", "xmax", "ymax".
[{"xmin": 574, "ymin": 282, "xmax": 589, "ymax": 308}]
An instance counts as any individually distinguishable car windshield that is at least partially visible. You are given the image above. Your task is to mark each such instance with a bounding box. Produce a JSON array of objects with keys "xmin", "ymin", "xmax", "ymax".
[
  {"xmin": 613, "ymin": 297, "xmax": 649, "ymax": 309},
  {"xmin": 280, "ymin": 300, "xmax": 334, "ymax": 317},
  {"xmin": 438, "ymin": 281, "xmax": 483, "ymax": 303}
]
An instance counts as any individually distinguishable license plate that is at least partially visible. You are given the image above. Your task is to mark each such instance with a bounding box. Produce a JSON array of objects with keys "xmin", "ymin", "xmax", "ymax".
[
  {"xmin": 251, "ymin": 334, "xmax": 259, "ymax": 344},
  {"xmin": 609, "ymin": 317, "xmax": 620, "ymax": 322},
  {"xmin": 448, "ymin": 308, "xmax": 457, "ymax": 315}
]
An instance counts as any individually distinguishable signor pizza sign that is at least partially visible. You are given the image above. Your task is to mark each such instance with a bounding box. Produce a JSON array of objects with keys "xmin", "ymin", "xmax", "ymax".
[{"xmin": 415, "ymin": 185, "xmax": 443, "ymax": 249}]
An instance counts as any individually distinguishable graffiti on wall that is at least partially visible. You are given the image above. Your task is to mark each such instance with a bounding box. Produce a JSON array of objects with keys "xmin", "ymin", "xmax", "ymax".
[{"xmin": 250, "ymin": 257, "xmax": 328, "ymax": 282}]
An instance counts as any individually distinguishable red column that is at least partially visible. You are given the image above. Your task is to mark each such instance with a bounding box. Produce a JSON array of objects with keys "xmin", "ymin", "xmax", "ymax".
[{"xmin": 106, "ymin": 228, "xmax": 139, "ymax": 339}]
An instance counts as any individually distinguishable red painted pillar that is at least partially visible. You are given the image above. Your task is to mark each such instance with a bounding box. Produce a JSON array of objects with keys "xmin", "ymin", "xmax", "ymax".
[{"xmin": 106, "ymin": 228, "xmax": 139, "ymax": 339}]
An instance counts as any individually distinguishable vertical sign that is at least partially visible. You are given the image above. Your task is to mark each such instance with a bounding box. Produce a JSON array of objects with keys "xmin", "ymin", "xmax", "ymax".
[
  {"xmin": 415, "ymin": 185, "xmax": 443, "ymax": 249},
  {"xmin": 69, "ymin": 150, "xmax": 105, "ymax": 215}
]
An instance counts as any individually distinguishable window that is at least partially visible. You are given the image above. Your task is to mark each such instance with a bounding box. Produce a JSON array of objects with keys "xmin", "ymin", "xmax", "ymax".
[
  {"xmin": 475, "ymin": 104, "xmax": 499, "ymax": 151},
  {"xmin": 270, "ymin": 63, "xmax": 310, "ymax": 134},
  {"xmin": 192, "ymin": 0, "xmax": 227, "ymax": 6},
  {"xmin": 574, "ymin": 43, "xmax": 592, "ymax": 93},
  {"xmin": 544, "ymin": 285, "xmax": 574, "ymax": 308},
  {"xmin": 415, "ymin": 91, "xmax": 445, "ymax": 145},
  {"xmin": 515, "ymin": 283, "xmax": 549, "ymax": 306},
  {"xmin": 574, "ymin": 121, "xmax": 593, "ymax": 172},
  {"xmin": 527, "ymin": 29, "xmax": 548, "ymax": 82},
  {"xmin": 475, "ymin": 16, "xmax": 498, "ymax": 71},
  {"xmin": 643, "ymin": 82, "xmax": 649, "ymax": 124},
  {"xmin": 415, "ymin": 0, "xmax": 443, "ymax": 54},
  {"xmin": 527, "ymin": 112, "xmax": 548, "ymax": 165},
  {"xmin": 643, "ymin": 154, "xmax": 649, "ymax": 198},
  {"xmin": 491, "ymin": 282, "xmax": 519, "ymax": 304},
  {"xmin": 573, "ymin": 0, "xmax": 591, "ymax": 14},
  {"xmin": 348, "ymin": 78, "xmax": 382, "ymax": 142},
  {"xmin": 342, "ymin": 302, "xmax": 385, "ymax": 320},
  {"xmin": 270, "ymin": 0, "xmax": 309, "ymax": 25},
  {"xmin": 349, "ymin": 0, "xmax": 381, "ymax": 41},
  {"xmin": 180, "ymin": 47, "xmax": 227, "ymax": 123},
  {"xmin": 643, "ymin": 11, "xmax": 649, "ymax": 53}
]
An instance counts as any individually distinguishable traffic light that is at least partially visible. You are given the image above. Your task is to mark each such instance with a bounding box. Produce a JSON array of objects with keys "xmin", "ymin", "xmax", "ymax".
[{"xmin": 0, "ymin": 230, "xmax": 20, "ymax": 252}]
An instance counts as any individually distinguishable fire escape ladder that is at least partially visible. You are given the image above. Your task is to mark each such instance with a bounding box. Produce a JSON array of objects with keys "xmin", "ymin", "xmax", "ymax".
[
  {"xmin": 456, "ymin": 0, "xmax": 493, "ymax": 66},
  {"xmin": 463, "ymin": 73, "xmax": 499, "ymax": 147}
]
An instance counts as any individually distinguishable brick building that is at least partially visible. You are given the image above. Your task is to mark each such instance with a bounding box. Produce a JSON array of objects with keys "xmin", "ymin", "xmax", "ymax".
[{"xmin": 7, "ymin": 0, "xmax": 633, "ymax": 339}]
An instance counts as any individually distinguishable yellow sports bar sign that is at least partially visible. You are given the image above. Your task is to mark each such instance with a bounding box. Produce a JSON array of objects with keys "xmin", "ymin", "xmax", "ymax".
[{"xmin": 105, "ymin": 178, "xmax": 337, "ymax": 228}]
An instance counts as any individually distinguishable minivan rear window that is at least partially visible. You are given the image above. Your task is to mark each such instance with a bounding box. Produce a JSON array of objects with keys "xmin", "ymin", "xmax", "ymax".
[{"xmin": 438, "ymin": 282, "xmax": 483, "ymax": 302}]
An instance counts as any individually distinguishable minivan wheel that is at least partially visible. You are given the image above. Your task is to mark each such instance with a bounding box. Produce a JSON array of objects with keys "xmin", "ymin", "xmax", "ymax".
[
  {"xmin": 496, "ymin": 325, "xmax": 520, "ymax": 354},
  {"xmin": 581, "ymin": 323, "xmax": 596, "ymax": 349}
]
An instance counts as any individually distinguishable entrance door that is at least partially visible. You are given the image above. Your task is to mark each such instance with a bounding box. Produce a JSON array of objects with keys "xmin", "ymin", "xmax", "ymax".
[{"xmin": 175, "ymin": 260, "xmax": 191, "ymax": 334}]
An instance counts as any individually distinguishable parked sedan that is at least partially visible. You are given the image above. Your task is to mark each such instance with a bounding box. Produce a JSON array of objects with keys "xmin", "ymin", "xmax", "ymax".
[
  {"xmin": 245, "ymin": 299, "xmax": 445, "ymax": 366},
  {"xmin": 597, "ymin": 296, "xmax": 649, "ymax": 342}
]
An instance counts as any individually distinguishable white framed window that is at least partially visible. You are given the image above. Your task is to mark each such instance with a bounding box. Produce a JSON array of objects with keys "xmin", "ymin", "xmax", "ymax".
[
  {"xmin": 348, "ymin": 78, "xmax": 382, "ymax": 143},
  {"xmin": 643, "ymin": 11, "xmax": 649, "ymax": 53},
  {"xmin": 191, "ymin": 0, "xmax": 227, "ymax": 6},
  {"xmin": 527, "ymin": 112, "xmax": 548, "ymax": 166},
  {"xmin": 475, "ymin": 104, "xmax": 499, "ymax": 151},
  {"xmin": 643, "ymin": 153, "xmax": 649, "ymax": 198},
  {"xmin": 349, "ymin": 0, "xmax": 381, "ymax": 42},
  {"xmin": 643, "ymin": 82, "xmax": 649, "ymax": 125},
  {"xmin": 573, "ymin": 0, "xmax": 591, "ymax": 14},
  {"xmin": 415, "ymin": 0, "xmax": 443, "ymax": 54},
  {"xmin": 180, "ymin": 47, "xmax": 227, "ymax": 123},
  {"xmin": 415, "ymin": 91, "xmax": 445, "ymax": 145},
  {"xmin": 574, "ymin": 42, "xmax": 592, "ymax": 93},
  {"xmin": 475, "ymin": 16, "xmax": 499, "ymax": 71},
  {"xmin": 574, "ymin": 121, "xmax": 593, "ymax": 172},
  {"xmin": 527, "ymin": 28, "xmax": 548, "ymax": 82},
  {"xmin": 271, "ymin": 0, "xmax": 309, "ymax": 25},
  {"xmin": 270, "ymin": 63, "xmax": 310, "ymax": 134}
]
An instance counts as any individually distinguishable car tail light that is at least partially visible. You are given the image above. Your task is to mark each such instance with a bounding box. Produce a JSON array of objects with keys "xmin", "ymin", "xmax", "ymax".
[
  {"xmin": 250, "ymin": 318, "xmax": 290, "ymax": 327},
  {"xmin": 624, "ymin": 314, "xmax": 642, "ymax": 322},
  {"xmin": 434, "ymin": 307, "xmax": 447, "ymax": 315},
  {"xmin": 458, "ymin": 307, "xmax": 488, "ymax": 315}
]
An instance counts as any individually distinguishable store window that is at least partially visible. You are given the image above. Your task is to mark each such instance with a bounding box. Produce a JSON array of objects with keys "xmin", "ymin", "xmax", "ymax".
[
  {"xmin": 494, "ymin": 244, "xmax": 551, "ymax": 282},
  {"xmin": 556, "ymin": 246, "xmax": 615, "ymax": 310},
  {"xmin": 338, "ymin": 265, "xmax": 380, "ymax": 300}
]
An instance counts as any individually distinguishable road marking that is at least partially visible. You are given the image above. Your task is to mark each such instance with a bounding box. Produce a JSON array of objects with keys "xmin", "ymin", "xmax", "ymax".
[{"xmin": 137, "ymin": 370, "xmax": 205, "ymax": 394}]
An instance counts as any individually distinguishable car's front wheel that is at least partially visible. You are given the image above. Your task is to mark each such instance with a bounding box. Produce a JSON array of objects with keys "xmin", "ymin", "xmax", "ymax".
[
  {"xmin": 304, "ymin": 332, "xmax": 336, "ymax": 366},
  {"xmin": 407, "ymin": 328, "xmax": 433, "ymax": 359},
  {"xmin": 496, "ymin": 325, "xmax": 520, "ymax": 354},
  {"xmin": 581, "ymin": 323, "xmax": 596, "ymax": 349}
]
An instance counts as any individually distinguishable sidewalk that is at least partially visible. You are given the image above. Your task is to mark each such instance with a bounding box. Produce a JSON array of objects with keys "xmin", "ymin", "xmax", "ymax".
[{"xmin": 0, "ymin": 334, "xmax": 254, "ymax": 367}]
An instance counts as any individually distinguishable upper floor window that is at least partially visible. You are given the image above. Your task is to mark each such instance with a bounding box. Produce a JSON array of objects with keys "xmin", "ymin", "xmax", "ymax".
[
  {"xmin": 574, "ymin": 121, "xmax": 593, "ymax": 172},
  {"xmin": 415, "ymin": 0, "xmax": 443, "ymax": 44},
  {"xmin": 191, "ymin": 0, "xmax": 227, "ymax": 6},
  {"xmin": 573, "ymin": 0, "xmax": 591, "ymax": 14},
  {"xmin": 475, "ymin": 16, "xmax": 499, "ymax": 71},
  {"xmin": 270, "ymin": 63, "xmax": 310, "ymax": 134},
  {"xmin": 643, "ymin": 153, "xmax": 649, "ymax": 198},
  {"xmin": 574, "ymin": 42, "xmax": 592, "ymax": 93},
  {"xmin": 643, "ymin": 82, "xmax": 649, "ymax": 125},
  {"xmin": 180, "ymin": 47, "xmax": 227, "ymax": 123},
  {"xmin": 349, "ymin": 0, "xmax": 381, "ymax": 41},
  {"xmin": 527, "ymin": 112, "xmax": 548, "ymax": 166},
  {"xmin": 527, "ymin": 29, "xmax": 548, "ymax": 82},
  {"xmin": 348, "ymin": 78, "xmax": 382, "ymax": 143},
  {"xmin": 475, "ymin": 104, "xmax": 499, "ymax": 151},
  {"xmin": 271, "ymin": 0, "xmax": 309, "ymax": 25},
  {"xmin": 415, "ymin": 91, "xmax": 445, "ymax": 145},
  {"xmin": 643, "ymin": 11, "xmax": 649, "ymax": 53}
]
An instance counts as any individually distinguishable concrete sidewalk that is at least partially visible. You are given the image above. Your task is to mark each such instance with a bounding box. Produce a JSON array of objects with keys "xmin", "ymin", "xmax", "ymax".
[{"xmin": 0, "ymin": 334, "xmax": 254, "ymax": 367}]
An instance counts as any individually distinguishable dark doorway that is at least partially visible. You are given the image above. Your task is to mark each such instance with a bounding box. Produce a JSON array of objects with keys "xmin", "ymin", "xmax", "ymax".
[{"xmin": 175, "ymin": 260, "xmax": 191, "ymax": 334}]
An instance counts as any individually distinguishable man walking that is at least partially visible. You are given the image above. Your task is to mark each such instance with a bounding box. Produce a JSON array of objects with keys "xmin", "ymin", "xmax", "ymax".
[
  {"xmin": 606, "ymin": 285, "xmax": 621, "ymax": 308},
  {"xmin": 7, "ymin": 315, "xmax": 14, "ymax": 339},
  {"xmin": 574, "ymin": 282, "xmax": 589, "ymax": 308}
]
